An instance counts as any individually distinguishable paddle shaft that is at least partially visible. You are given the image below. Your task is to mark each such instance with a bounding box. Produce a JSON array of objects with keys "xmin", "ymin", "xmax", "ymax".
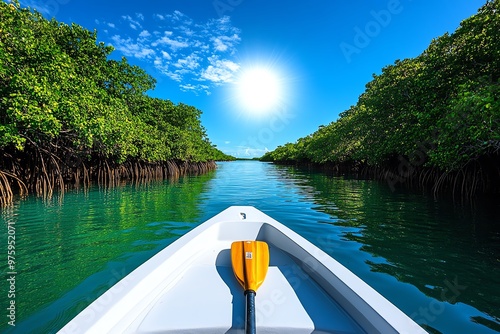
[{"xmin": 245, "ymin": 290, "xmax": 256, "ymax": 334}]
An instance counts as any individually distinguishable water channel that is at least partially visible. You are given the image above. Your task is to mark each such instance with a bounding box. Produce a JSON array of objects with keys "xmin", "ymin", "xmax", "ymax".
[{"xmin": 1, "ymin": 161, "xmax": 499, "ymax": 333}]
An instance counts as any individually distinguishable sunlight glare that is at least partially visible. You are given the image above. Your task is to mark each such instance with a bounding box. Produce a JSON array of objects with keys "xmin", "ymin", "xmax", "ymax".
[{"xmin": 236, "ymin": 66, "xmax": 283, "ymax": 116}]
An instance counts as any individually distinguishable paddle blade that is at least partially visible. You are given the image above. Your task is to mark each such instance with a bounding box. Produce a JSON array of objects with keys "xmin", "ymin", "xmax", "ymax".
[{"xmin": 231, "ymin": 241, "xmax": 269, "ymax": 292}]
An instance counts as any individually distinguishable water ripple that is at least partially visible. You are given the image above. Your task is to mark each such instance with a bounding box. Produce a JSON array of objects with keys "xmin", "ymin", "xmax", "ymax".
[{"xmin": 1, "ymin": 161, "xmax": 499, "ymax": 334}]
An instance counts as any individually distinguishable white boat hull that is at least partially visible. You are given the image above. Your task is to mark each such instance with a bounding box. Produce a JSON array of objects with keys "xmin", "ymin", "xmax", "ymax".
[{"xmin": 58, "ymin": 206, "xmax": 426, "ymax": 334}]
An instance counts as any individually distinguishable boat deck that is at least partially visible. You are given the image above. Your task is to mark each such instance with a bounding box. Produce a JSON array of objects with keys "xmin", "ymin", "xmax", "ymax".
[
  {"xmin": 59, "ymin": 207, "xmax": 425, "ymax": 334},
  {"xmin": 133, "ymin": 241, "xmax": 365, "ymax": 334}
]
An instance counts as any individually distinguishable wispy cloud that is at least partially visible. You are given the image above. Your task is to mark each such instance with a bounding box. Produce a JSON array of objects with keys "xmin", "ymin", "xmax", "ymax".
[
  {"xmin": 230, "ymin": 146, "xmax": 269, "ymax": 158},
  {"xmin": 211, "ymin": 34, "xmax": 240, "ymax": 52},
  {"xmin": 111, "ymin": 35, "xmax": 155, "ymax": 59},
  {"xmin": 97, "ymin": 11, "xmax": 241, "ymax": 95},
  {"xmin": 122, "ymin": 14, "xmax": 143, "ymax": 30},
  {"xmin": 174, "ymin": 54, "xmax": 201, "ymax": 70},
  {"xmin": 201, "ymin": 56, "xmax": 240, "ymax": 83},
  {"xmin": 180, "ymin": 83, "xmax": 211, "ymax": 95},
  {"xmin": 139, "ymin": 30, "xmax": 151, "ymax": 38},
  {"xmin": 152, "ymin": 32, "xmax": 190, "ymax": 51}
]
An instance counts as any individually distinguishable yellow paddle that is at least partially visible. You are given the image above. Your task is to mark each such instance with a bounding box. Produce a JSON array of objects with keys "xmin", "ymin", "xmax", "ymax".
[{"xmin": 231, "ymin": 240, "xmax": 269, "ymax": 334}]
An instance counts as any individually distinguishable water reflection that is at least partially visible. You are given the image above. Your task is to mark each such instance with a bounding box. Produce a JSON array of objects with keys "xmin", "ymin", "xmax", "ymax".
[
  {"xmin": 1, "ymin": 161, "xmax": 498, "ymax": 334},
  {"xmin": 275, "ymin": 165, "xmax": 500, "ymax": 333},
  {"xmin": 0, "ymin": 172, "xmax": 216, "ymax": 333}
]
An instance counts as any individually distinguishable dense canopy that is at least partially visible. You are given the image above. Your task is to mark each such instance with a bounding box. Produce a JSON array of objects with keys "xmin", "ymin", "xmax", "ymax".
[
  {"xmin": 0, "ymin": 1, "xmax": 234, "ymax": 203},
  {"xmin": 262, "ymin": 0, "xmax": 500, "ymax": 195}
]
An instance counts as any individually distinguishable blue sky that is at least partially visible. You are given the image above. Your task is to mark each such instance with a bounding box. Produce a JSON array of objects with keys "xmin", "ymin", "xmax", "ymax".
[{"xmin": 21, "ymin": 0, "xmax": 486, "ymax": 158}]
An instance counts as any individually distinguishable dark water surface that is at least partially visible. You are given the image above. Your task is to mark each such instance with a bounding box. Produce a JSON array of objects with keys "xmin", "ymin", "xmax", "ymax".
[{"xmin": 1, "ymin": 161, "xmax": 499, "ymax": 333}]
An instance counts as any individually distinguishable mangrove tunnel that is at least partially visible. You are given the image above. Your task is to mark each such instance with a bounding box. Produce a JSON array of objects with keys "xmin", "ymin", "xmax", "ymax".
[
  {"xmin": 0, "ymin": 1, "xmax": 233, "ymax": 205},
  {"xmin": 261, "ymin": 0, "xmax": 500, "ymax": 200}
]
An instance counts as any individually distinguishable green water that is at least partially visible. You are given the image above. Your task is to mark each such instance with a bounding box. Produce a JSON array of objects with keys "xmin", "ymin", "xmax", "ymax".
[{"xmin": 1, "ymin": 161, "xmax": 499, "ymax": 333}]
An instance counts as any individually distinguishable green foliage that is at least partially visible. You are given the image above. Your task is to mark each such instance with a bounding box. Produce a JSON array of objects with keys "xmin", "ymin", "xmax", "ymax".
[
  {"xmin": 0, "ymin": 1, "xmax": 231, "ymax": 163},
  {"xmin": 262, "ymin": 0, "xmax": 500, "ymax": 171}
]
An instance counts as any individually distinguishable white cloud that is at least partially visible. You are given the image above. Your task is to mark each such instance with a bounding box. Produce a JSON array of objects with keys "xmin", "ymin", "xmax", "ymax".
[
  {"xmin": 153, "ymin": 33, "xmax": 189, "ymax": 51},
  {"xmin": 107, "ymin": 11, "xmax": 241, "ymax": 93},
  {"xmin": 180, "ymin": 83, "xmax": 211, "ymax": 95},
  {"xmin": 161, "ymin": 51, "xmax": 172, "ymax": 60},
  {"xmin": 211, "ymin": 34, "xmax": 240, "ymax": 53},
  {"xmin": 167, "ymin": 10, "xmax": 193, "ymax": 25},
  {"xmin": 174, "ymin": 54, "xmax": 201, "ymax": 70},
  {"xmin": 108, "ymin": 23, "xmax": 116, "ymax": 29},
  {"xmin": 180, "ymin": 83, "xmax": 197, "ymax": 91},
  {"xmin": 201, "ymin": 60, "xmax": 239, "ymax": 83},
  {"xmin": 202, "ymin": 56, "xmax": 240, "ymax": 82},
  {"xmin": 154, "ymin": 57, "xmax": 163, "ymax": 66},
  {"xmin": 111, "ymin": 35, "xmax": 155, "ymax": 59},
  {"xmin": 139, "ymin": 30, "xmax": 151, "ymax": 39},
  {"xmin": 165, "ymin": 72, "xmax": 182, "ymax": 82},
  {"xmin": 122, "ymin": 15, "xmax": 142, "ymax": 30},
  {"xmin": 230, "ymin": 146, "xmax": 269, "ymax": 158},
  {"xmin": 212, "ymin": 38, "xmax": 228, "ymax": 52},
  {"xmin": 154, "ymin": 58, "xmax": 171, "ymax": 77},
  {"xmin": 179, "ymin": 26, "xmax": 195, "ymax": 37},
  {"xmin": 218, "ymin": 16, "xmax": 231, "ymax": 25}
]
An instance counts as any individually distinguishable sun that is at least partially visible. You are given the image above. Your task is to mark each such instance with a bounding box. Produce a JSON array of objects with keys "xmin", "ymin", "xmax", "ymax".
[{"xmin": 236, "ymin": 66, "xmax": 283, "ymax": 116}]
